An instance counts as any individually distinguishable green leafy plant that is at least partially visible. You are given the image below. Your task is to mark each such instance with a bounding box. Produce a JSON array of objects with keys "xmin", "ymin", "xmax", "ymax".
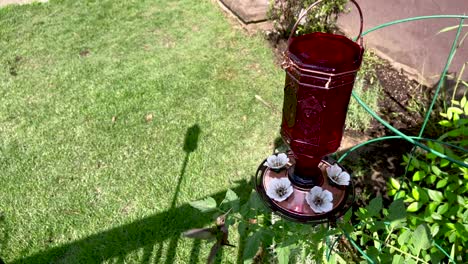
[
  {"xmin": 337, "ymin": 196, "xmax": 447, "ymax": 264},
  {"xmin": 387, "ymin": 95, "xmax": 468, "ymax": 263},
  {"xmin": 187, "ymin": 189, "xmax": 351, "ymax": 263},
  {"xmin": 187, "ymin": 189, "xmax": 457, "ymax": 263}
]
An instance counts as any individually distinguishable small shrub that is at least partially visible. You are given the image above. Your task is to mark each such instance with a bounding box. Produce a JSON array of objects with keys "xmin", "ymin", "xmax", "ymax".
[
  {"xmin": 387, "ymin": 95, "xmax": 468, "ymax": 263},
  {"xmin": 268, "ymin": 0, "xmax": 348, "ymax": 39},
  {"xmin": 338, "ymin": 196, "xmax": 444, "ymax": 263}
]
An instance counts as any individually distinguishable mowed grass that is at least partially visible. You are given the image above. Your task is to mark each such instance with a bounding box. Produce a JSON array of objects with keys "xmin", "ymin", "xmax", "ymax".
[{"xmin": 0, "ymin": 0, "xmax": 284, "ymax": 262}]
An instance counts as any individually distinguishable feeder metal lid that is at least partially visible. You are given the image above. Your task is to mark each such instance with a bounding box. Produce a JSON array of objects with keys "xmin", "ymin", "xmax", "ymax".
[{"xmin": 288, "ymin": 32, "xmax": 363, "ymax": 74}]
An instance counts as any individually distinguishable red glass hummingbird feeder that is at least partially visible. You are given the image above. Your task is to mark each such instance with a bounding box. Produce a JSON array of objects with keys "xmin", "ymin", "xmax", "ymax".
[{"xmin": 256, "ymin": 0, "xmax": 364, "ymax": 223}]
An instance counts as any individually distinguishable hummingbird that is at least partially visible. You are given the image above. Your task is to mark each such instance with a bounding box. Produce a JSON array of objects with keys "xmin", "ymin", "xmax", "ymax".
[{"xmin": 183, "ymin": 210, "xmax": 235, "ymax": 264}]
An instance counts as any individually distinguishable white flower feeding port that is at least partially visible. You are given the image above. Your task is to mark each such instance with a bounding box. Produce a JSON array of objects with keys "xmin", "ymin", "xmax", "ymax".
[
  {"xmin": 265, "ymin": 178, "xmax": 294, "ymax": 202},
  {"xmin": 327, "ymin": 164, "xmax": 351, "ymax": 186},
  {"xmin": 306, "ymin": 186, "xmax": 334, "ymax": 214},
  {"xmin": 264, "ymin": 153, "xmax": 290, "ymax": 172}
]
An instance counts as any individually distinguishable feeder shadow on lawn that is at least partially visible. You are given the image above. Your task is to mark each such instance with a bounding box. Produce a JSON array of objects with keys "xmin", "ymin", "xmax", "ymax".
[
  {"xmin": 11, "ymin": 188, "xmax": 249, "ymax": 264},
  {"xmin": 11, "ymin": 186, "xmax": 252, "ymax": 264},
  {"xmin": 0, "ymin": 212, "xmax": 8, "ymax": 264},
  {"xmin": 11, "ymin": 125, "xmax": 252, "ymax": 264}
]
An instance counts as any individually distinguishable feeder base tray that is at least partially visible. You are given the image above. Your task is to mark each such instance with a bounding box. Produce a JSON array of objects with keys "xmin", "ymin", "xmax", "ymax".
[{"xmin": 255, "ymin": 156, "xmax": 354, "ymax": 224}]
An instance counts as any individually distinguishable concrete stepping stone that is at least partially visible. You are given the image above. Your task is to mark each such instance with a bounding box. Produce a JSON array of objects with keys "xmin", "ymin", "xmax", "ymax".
[
  {"xmin": 0, "ymin": 0, "xmax": 48, "ymax": 8},
  {"xmin": 219, "ymin": 0, "xmax": 269, "ymax": 24}
]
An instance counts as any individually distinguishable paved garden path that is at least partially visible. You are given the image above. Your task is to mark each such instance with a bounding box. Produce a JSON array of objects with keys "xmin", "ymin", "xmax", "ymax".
[
  {"xmin": 219, "ymin": 0, "xmax": 467, "ymax": 86},
  {"xmin": 0, "ymin": 0, "xmax": 47, "ymax": 8},
  {"xmin": 338, "ymin": 0, "xmax": 468, "ymax": 86}
]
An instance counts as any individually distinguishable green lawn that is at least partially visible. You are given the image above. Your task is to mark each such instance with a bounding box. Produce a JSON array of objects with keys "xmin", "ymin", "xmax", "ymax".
[{"xmin": 0, "ymin": 0, "xmax": 284, "ymax": 263}]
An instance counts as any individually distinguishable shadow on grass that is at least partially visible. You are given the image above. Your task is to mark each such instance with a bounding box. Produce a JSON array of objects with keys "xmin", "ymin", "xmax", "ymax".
[
  {"xmin": 11, "ymin": 125, "xmax": 252, "ymax": 263},
  {"xmin": 0, "ymin": 212, "xmax": 7, "ymax": 264}
]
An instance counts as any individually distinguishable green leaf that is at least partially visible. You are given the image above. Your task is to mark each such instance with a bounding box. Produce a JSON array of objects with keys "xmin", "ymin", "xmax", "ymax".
[
  {"xmin": 412, "ymin": 187, "xmax": 420, "ymax": 201},
  {"xmin": 412, "ymin": 171, "xmax": 424, "ymax": 181},
  {"xmin": 238, "ymin": 221, "xmax": 248, "ymax": 237},
  {"xmin": 454, "ymin": 222, "xmax": 468, "ymax": 235},
  {"xmin": 220, "ymin": 189, "xmax": 240, "ymax": 212},
  {"xmin": 411, "ymin": 159, "xmax": 420, "ymax": 169},
  {"xmin": 447, "ymin": 182, "xmax": 459, "ymax": 192},
  {"xmin": 440, "ymin": 159, "xmax": 450, "ymax": 168},
  {"xmin": 419, "ymin": 188, "xmax": 429, "ymax": 203},
  {"xmin": 437, "ymin": 203, "xmax": 449, "ymax": 215},
  {"xmin": 412, "ymin": 224, "xmax": 431, "ymax": 255},
  {"xmin": 430, "ymin": 251, "xmax": 445, "ymax": 263},
  {"xmin": 398, "ymin": 230, "xmax": 411, "ymax": 246},
  {"xmin": 447, "ymin": 109, "xmax": 453, "ymax": 120},
  {"xmin": 426, "ymin": 174, "xmax": 437, "ymax": 184},
  {"xmin": 392, "ymin": 255, "xmax": 405, "ymax": 264},
  {"xmin": 427, "ymin": 189, "xmax": 444, "ymax": 203},
  {"xmin": 444, "ymin": 190, "xmax": 457, "ymax": 203},
  {"xmin": 369, "ymin": 221, "xmax": 386, "ymax": 232},
  {"xmin": 431, "ymin": 165, "xmax": 443, "ymax": 176},
  {"xmin": 432, "ymin": 212, "xmax": 442, "ymax": 220},
  {"xmin": 388, "ymin": 199, "xmax": 406, "ymax": 221},
  {"xmin": 407, "ymin": 202, "xmax": 423, "ymax": 212},
  {"xmin": 448, "ymin": 128, "xmax": 462, "ymax": 137},
  {"xmin": 342, "ymin": 208, "xmax": 353, "ymax": 223},
  {"xmin": 430, "ymin": 223, "xmax": 440, "ymax": 237},
  {"xmin": 438, "ymin": 120, "xmax": 452, "ymax": 127},
  {"xmin": 341, "ymin": 222, "xmax": 354, "ymax": 234},
  {"xmin": 448, "ymin": 106, "xmax": 464, "ymax": 115},
  {"xmin": 189, "ymin": 197, "xmax": 217, "ymax": 213},
  {"xmin": 426, "ymin": 152, "xmax": 437, "ymax": 160},
  {"xmin": 389, "ymin": 177, "xmax": 401, "ymax": 189},
  {"xmin": 457, "ymin": 195, "xmax": 466, "ymax": 206},
  {"xmin": 356, "ymin": 208, "xmax": 367, "ymax": 220},
  {"xmin": 394, "ymin": 190, "xmax": 406, "ymax": 200},
  {"xmin": 445, "ymin": 222, "xmax": 455, "ymax": 230},
  {"xmin": 366, "ymin": 247, "xmax": 379, "ymax": 263},
  {"xmin": 433, "ymin": 143, "xmax": 446, "ymax": 154},
  {"xmin": 248, "ymin": 191, "xmax": 265, "ymax": 210},
  {"xmin": 241, "ymin": 191, "xmax": 267, "ymax": 217},
  {"xmin": 366, "ymin": 195, "xmax": 383, "ymax": 217},
  {"xmin": 436, "ymin": 178, "xmax": 448, "ymax": 188},
  {"xmin": 461, "ymin": 96, "xmax": 467, "ymax": 107},
  {"xmin": 450, "ymin": 243, "xmax": 456, "ymax": 261},
  {"xmin": 463, "ymin": 210, "xmax": 468, "ymax": 222},
  {"xmin": 447, "ymin": 230, "xmax": 457, "ymax": 242},
  {"xmin": 243, "ymin": 231, "xmax": 264, "ymax": 263},
  {"xmin": 276, "ymin": 245, "xmax": 291, "ymax": 264},
  {"xmin": 427, "ymin": 202, "xmax": 438, "ymax": 214}
]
